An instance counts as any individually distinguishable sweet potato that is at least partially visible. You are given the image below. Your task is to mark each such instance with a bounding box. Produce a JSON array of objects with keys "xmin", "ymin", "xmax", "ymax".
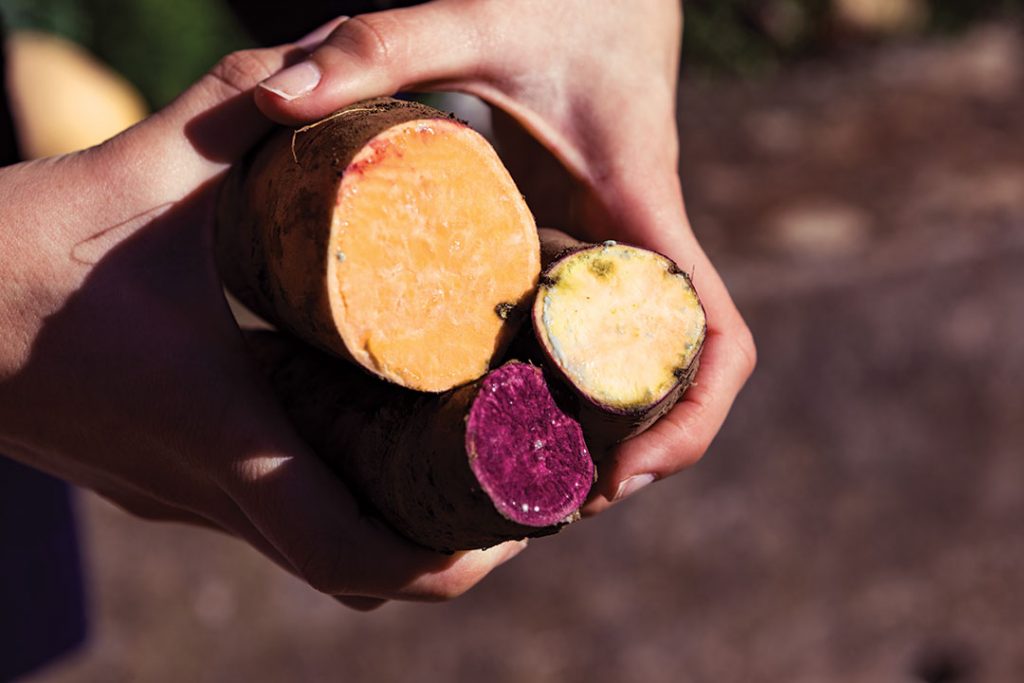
[
  {"xmin": 247, "ymin": 331, "xmax": 595, "ymax": 553},
  {"xmin": 531, "ymin": 229, "xmax": 707, "ymax": 455},
  {"xmin": 217, "ymin": 98, "xmax": 540, "ymax": 392}
]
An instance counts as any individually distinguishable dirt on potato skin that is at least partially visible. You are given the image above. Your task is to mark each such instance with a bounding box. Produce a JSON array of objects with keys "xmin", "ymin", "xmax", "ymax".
[{"xmin": 31, "ymin": 23, "xmax": 1024, "ymax": 683}]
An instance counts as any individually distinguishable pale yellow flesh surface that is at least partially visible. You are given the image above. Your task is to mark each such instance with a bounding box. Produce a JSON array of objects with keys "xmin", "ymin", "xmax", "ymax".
[
  {"xmin": 536, "ymin": 244, "xmax": 705, "ymax": 409},
  {"xmin": 328, "ymin": 119, "xmax": 539, "ymax": 392}
]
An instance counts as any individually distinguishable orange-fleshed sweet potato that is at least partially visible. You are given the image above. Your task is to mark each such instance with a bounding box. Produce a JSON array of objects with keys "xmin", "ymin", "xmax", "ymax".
[{"xmin": 217, "ymin": 98, "xmax": 540, "ymax": 392}]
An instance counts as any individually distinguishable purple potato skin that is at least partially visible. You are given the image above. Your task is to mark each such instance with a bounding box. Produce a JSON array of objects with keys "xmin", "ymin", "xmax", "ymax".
[
  {"xmin": 531, "ymin": 230, "xmax": 708, "ymax": 458},
  {"xmin": 246, "ymin": 331, "xmax": 594, "ymax": 553}
]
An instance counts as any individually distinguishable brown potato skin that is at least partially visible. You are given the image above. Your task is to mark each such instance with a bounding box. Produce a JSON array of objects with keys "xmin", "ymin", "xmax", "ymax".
[{"xmin": 246, "ymin": 331, "xmax": 576, "ymax": 553}]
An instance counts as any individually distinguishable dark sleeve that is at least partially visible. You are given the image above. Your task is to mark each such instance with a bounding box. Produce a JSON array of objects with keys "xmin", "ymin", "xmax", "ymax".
[
  {"xmin": 0, "ymin": 14, "xmax": 21, "ymax": 165},
  {"xmin": 0, "ymin": 459, "xmax": 88, "ymax": 680},
  {"xmin": 227, "ymin": 0, "xmax": 427, "ymax": 46}
]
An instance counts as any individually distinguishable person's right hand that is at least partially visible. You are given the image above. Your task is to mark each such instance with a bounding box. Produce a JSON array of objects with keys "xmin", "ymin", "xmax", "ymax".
[
  {"xmin": 0, "ymin": 21, "xmax": 524, "ymax": 611},
  {"xmin": 253, "ymin": 0, "xmax": 757, "ymax": 515}
]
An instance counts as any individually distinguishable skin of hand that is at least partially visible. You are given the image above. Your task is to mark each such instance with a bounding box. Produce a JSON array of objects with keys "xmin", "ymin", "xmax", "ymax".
[
  {"xmin": 256, "ymin": 0, "xmax": 757, "ymax": 513},
  {"xmin": 0, "ymin": 19, "xmax": 527, "ymax": 612}
]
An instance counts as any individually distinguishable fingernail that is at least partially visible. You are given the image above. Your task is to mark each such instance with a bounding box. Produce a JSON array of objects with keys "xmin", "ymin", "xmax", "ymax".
[
  {"xmin": 614, "ymin": 473, "xmax": 656, "ymax": 501},
  {"xmin": 259, "ymin": 61, "xmax": 322, "ymax": 101},
  {"xmin": 294, "ymin": 16, "xmax": 348, "ymax": 51}
]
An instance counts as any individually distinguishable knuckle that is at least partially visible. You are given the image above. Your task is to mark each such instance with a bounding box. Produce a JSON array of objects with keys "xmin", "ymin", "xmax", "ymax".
[
  {"xmin": 661, "ymin": 424, "xmax": 709, "ymax": 473},
  {"xmin": 332, "ymin": 14, "xmax": 397, "ymax": 68},
  {"xmin": 209, "ymin": 49, "xmax": 279, "ymax": 95}
]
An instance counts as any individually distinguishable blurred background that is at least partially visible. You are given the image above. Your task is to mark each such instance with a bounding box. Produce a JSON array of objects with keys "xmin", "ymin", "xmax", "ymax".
[{"xmin": 3, "ymin": 0, "xmax": 1023, "ymax": 680}]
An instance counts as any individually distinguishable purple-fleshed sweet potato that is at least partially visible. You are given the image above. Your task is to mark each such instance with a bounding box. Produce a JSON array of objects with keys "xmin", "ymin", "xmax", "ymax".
[
  {"xmin": 246, "ymin": 331, "xmax": 595, "ymax": 553},
  {"xmin": 531, "ymin": 229, "xmax": 707, "ymax": 456}
]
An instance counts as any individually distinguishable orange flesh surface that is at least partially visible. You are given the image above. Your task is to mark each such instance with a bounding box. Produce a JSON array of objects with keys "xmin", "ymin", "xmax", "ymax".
[{"xmin": 328, "ymin": 119, "xmax": 539, "ymax": 392}]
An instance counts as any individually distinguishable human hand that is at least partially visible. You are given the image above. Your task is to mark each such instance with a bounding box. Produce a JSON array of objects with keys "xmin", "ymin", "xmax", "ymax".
[
  {"xmin": 254, "ymin": 0, "xmax": 757, "ymax": 514},
  {"xmin": 0, "ymin": 20, "xmax": 525, "ymax": 610}
]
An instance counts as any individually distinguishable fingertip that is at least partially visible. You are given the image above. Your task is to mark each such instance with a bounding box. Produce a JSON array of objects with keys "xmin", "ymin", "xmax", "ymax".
[
  {"xmin": 254, "ymin": 6, "xmax": 468, "ymax": 126},
  {"xmin": 258, "ymin": 61, "xmax": 322, "ymax": 102},
  {"xmin": 253, "ymin": 16, "xmax": 358, "ymax": 126},
  {"xmin": 582, "ymin": 321, "xmax": 756, "ymax": 517},
  {"xmin": 450, "ymin": 539, "xmax": 528, "ymax": 573},
  {"xmin": 253, "ymin": 49, "xmax": 385, "ymax": 126},
  {"xmin": 613, "ymin": 473, "xmax": 657, "ymax": 502},
  {"xmin": 255, "ymin": 59, "xmax": 331, "ymax": 126},
  {"xmin": 497, "ymin": 538, "xmax": 529, "ymax": 564},
  {"xmin": 420, "ymin": 540, "xmax": 528, "ymax": 600},
  {"xmin": 253, "ymin": 84, "xmax": 306, "ymax": 126}
]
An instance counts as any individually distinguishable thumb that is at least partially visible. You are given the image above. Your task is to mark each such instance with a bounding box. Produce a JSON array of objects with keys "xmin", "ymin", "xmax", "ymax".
[
  {"xmin": 255, "ymin": 4, "xmax": 486, "ymax": 125},
  {"xmin": 108, "ymin": 18, "xmax": 346, "ymax": 202}
]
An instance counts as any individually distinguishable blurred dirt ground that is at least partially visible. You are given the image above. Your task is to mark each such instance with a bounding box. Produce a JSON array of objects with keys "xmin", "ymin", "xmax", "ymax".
[{"xmin": 29, "ymin": 22, "xmax": 1024, "ymax": 683}]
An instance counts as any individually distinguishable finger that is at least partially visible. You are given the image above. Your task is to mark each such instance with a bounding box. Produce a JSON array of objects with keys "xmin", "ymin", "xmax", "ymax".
[
  {"xmin": 212, "ymin": 362, "xmax": 529, "ymax": 601},
  {"xmin": 95, "ymin": 481, "xmax": 300, "ymax": 573},
  {"xmin": 554, "ymin": 150, "xmax": 756, "ymax": 516},
  {"xmin": 560, "ymin": 110, "xmax": 756, "ymax": 514},
  {"xmin": 232, "ymin": 451, "xmax": 529, "ymax": 601},
  {"xmin": 582, "ymin": 267, "xmax": 757, "ymax": 515},
  {"xmin": 255, "ymin": 4, "xmax": 487, "ymax": 124}
]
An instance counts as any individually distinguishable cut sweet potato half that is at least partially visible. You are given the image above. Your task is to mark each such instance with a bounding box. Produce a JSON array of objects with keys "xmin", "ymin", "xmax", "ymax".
[
  {"xmin": 217, "ymin": 98, "xmax": 540, "ymax": 392},
  {"xmin": 532, "ymin": 229, "xmax": 707, "ymax": 454}
]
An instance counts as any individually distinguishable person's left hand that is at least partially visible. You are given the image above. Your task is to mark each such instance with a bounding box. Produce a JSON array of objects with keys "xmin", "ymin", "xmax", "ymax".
[{"xmin": 0, "ymin": 19, "xmax": 527, "ymax": 612}]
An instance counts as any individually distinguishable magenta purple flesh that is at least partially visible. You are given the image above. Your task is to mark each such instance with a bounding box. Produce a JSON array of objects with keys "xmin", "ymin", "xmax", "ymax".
[{"xmin": 465, "ymin": 363, "xmax": 594, "ymax": 526}]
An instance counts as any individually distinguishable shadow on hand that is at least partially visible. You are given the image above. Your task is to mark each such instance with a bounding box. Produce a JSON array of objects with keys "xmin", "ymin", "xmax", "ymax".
[{"xmin": 0, "ymin": 169, "xmax": 468, "ymax": 598}]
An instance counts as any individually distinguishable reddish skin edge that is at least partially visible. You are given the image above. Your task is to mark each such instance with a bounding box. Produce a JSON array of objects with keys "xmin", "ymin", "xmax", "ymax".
[
  {"xmin": 339, "ymin": 132, "xmax": 413, "ymax": 183},
  {"xmin": 246, "ymin": 331, "xmax": 594, "ymax": 553},
  {"xmin": 531, "ymin": 238, "xmax": 708, "ymax": 457}
]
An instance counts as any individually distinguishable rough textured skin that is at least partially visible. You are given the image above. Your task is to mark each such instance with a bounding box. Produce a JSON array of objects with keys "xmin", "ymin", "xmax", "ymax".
[
  {"xmin": 531, "ymin": 230, "xmax": 708, "ymax": 457},
  {"xmin": 217, "ymin": 99, "xmax": 432, "ymax": 363},
  {"xmin": 245, "ymin": 332, "xmax": 594, "ymax": 553},
  {"xmin": 217, "ymin": 97, "xmax": 538, "ymax": 392}
]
